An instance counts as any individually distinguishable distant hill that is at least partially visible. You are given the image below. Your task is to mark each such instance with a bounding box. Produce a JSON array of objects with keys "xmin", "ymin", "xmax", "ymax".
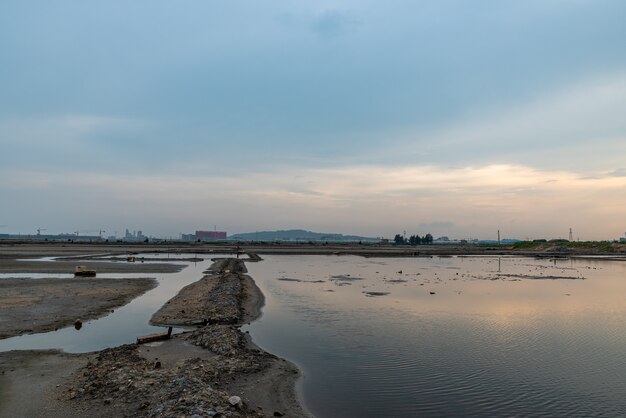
[{"xmin": 228, "ymin": 229, "xmax": 379, "ymax": 242}]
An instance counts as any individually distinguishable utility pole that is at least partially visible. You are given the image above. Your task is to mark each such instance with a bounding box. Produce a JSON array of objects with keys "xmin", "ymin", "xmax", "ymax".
[
  {"xmin": 497, "ymin": 230, "xmax": 500, "ymax": 246},
  {"xmin": 569, "ymin": 228, "xmax": 573, "ymax": 242}
]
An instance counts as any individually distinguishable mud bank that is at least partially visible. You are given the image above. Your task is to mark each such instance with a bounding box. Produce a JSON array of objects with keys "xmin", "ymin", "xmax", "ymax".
[
  {"xmin": 0, "ymin": 278, "xmax": 157, "ymax": 340},
  {"xmin": 0, "ymin": 257, "xmax": 309, "ymax": 418},
  {"xmin": 0, "ymin": 259, "xmax": 183, "ymax": 274}
]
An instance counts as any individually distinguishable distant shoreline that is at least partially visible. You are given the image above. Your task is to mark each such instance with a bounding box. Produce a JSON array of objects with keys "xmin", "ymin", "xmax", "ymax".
[{"xmin": 1, "ymin": 240, "xmax": 624, "ymax": 259}]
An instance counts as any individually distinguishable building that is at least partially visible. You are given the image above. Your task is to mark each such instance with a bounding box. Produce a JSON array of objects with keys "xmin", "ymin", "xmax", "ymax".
[
  {"xmin": 124, "ymin": 229, "xmax": 148, "ymax": 241},
  {"xmin": 196, "ymin": 230, "xmax": 227, "ymax": 240}
]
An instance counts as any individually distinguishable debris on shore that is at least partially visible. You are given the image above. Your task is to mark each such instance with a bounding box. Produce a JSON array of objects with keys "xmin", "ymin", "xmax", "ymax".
[
  {"xmin": 59, "ymin": 342, "xmax": 265, "ymax": 417},
  {"xmin": 74, "ymin": 265, "xmax": 96, "ymax": 277},
  {"xmin": 58, "ymin": 256, "xmax": 309, "ymax": 417}
]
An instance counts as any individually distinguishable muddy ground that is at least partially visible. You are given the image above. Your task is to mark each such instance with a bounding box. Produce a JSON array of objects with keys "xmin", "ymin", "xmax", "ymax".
[
  {"xmin": 0, "ymin": 277, "xmax": 157, "ymax": 339},
  {"xmin": 0, "ymin": 259, "xmax": 183, "ymax": 274},
  {"xmin": 0, "ymin": 249, "xmax": 309, "ymax": 418}
]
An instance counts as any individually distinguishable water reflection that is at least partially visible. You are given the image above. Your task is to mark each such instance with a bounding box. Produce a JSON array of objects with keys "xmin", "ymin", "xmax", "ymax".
[{"xmin": 245, "ymin": 255, "xmax": 626, "ymax": 417}]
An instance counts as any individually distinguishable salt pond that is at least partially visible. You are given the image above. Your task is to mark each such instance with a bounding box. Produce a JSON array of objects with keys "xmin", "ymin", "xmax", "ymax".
[
  {"xmin": 0, "ymin": 255, "xmax": 214, "ymax": 353},
  {"xmin": 2, "ymin": 253, "xmax": 625, "ymax": 416},
  {"xmin": 244, "ymin": 255, "xmax": 626, "ymax": 417}
]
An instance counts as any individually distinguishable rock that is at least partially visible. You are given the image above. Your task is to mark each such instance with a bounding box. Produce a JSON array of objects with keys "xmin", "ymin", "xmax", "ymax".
[
  {"xmin": 228, "ymin": 395, "xmax": 242, "ymax": 406},
  {"xmin": 274, "ymin": 412, "xmax": 285, "ymax": 417},
  {"xmin": 153, "ymin": 361, "xmax": 161, "ymax": 369},
  {"xmin": 74, "ymin": 319, "xmax": 82, "ymax": 330}
]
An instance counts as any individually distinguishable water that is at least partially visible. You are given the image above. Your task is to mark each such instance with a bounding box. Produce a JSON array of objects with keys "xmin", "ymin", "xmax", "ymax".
[
  {"xmin": 244, "ymin": 255, "xmax": 626, "ymax": 417},
  {"xmin": 0, "ymin": 256, "xmax": 213, "ymax": 353},
  {"xmin": 3, "ymin": 253, "xmax": 625, "ymax": 415}
]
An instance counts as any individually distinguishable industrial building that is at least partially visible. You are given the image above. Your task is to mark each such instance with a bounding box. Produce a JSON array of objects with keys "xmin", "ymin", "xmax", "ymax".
[{"xmin": 195, "ymin": 230, "xmax": 227, "ymax": 240}]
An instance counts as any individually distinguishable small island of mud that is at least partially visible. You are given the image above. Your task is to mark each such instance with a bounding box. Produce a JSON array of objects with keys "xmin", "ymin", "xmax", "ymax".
[{"xmin": 0, "ymin": 277, "xmax": 157, "ymax": 339}]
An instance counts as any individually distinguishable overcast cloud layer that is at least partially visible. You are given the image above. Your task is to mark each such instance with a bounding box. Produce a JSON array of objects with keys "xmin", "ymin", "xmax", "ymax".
[{"xmin": 1, "ymin": 1, "xmax": 625, "ymax": 240}]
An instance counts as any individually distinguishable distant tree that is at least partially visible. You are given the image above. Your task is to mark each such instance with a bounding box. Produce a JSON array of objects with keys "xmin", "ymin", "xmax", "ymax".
[
  {"xmin": 408, "ymin": 234, "xmax": 421, "ymax": 245},
  {"xmin": 394, "ymin": 234, "xmax": 405, "ymax": 245},
  {"xmin": 423, "ymin": 233, "xmax": 433, "ymax": 244}
]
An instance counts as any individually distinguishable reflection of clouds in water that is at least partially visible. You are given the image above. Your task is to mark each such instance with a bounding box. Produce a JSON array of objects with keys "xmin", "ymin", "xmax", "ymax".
[
  {"xmin": 247, "ymin": 255, "xmax": 626, "ymax": 417},
  {"xmin": 256, "ymin": 254, "xmax": 626, "ymax": 320}
]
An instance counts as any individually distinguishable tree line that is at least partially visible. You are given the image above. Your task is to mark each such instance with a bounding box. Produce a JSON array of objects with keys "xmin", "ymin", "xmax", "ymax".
[{"xmin": 393, "ymin": 233, "xmax": 433, "ymax": 245}]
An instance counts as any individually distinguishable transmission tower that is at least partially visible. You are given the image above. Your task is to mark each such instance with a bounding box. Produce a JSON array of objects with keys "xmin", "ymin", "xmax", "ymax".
[{"xmin": 569, "ymin": 228, "xmax": 573, "ymax": 241}]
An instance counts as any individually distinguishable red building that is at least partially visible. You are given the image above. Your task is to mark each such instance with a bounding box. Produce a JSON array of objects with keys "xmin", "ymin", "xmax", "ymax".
[{"xmin": 195, "ymin": 230, "xmax": 227, "ymax": 240}]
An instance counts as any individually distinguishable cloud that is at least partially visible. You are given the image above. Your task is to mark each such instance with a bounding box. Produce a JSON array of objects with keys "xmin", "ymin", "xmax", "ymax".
[
  {"xmin": 2, "ymin": 163, "xmax": 625, "ymax": 240},
  {"xmin": 0, "ymin": 114, "xmax": 149, "ymax": 147},
  {"xmin": 418, "ymin": 221, "xmax": 455, "ymax": 232},
  {"xmin": 610, "ymin": 168, "xmax": 626, "ymax": 177},
  {"xmin": 0, "ymin": 114, "xmax": 161, "ymax": 172},
  {"xmin": 310, "ymin": 10, "xmax": 357, "ymax": 39},
  {"xmin": 382, "ymin": 72, "xmax": 626, "ymax": 171}
]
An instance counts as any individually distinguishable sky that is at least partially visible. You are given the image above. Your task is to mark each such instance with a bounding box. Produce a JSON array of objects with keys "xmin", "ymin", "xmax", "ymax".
[{"xmin": 1, "ymin": 1, "xmax": 625, "ymax": 240}]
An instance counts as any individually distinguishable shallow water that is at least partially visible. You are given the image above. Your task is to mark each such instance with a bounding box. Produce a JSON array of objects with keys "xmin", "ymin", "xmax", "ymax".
[
  {"xmin": 244, "ymin": 255, "xmax": 626, "ymax": 417},
  {"xmin": 0, "ymin": 256, "xmax": 213, "ymax": 353}
]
